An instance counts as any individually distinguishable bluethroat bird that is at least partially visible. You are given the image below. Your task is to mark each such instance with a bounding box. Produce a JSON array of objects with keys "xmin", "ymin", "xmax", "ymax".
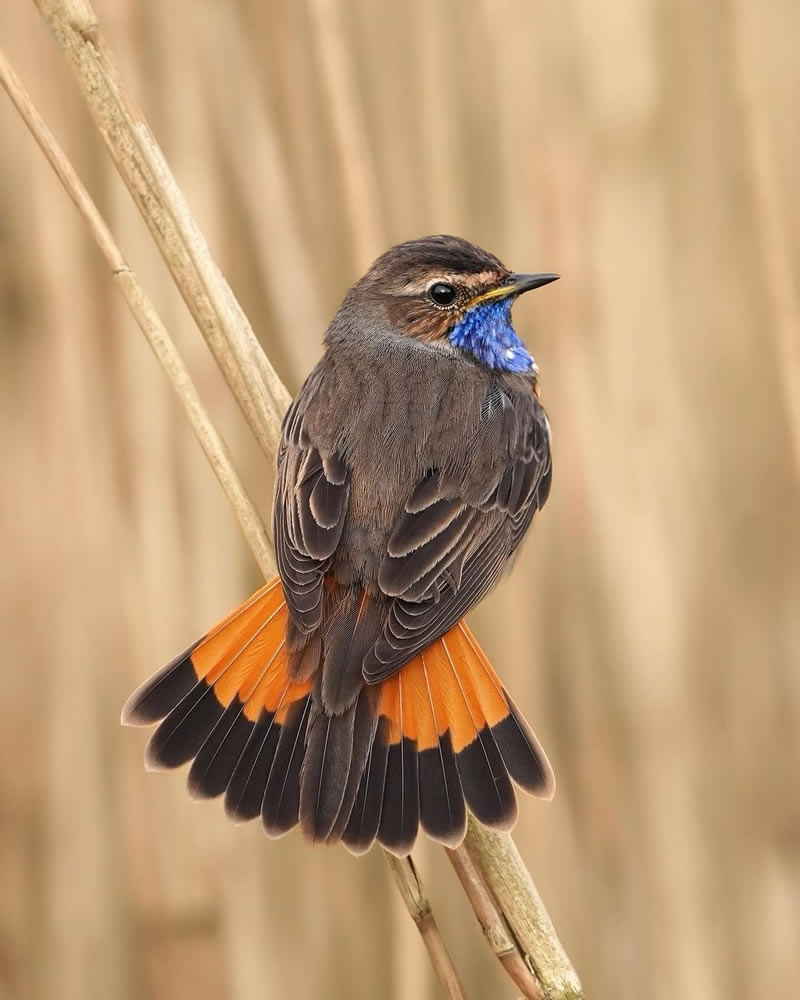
[{"xmin": 123, "ymin": 235, "xmax": 558, "ymax": 854}]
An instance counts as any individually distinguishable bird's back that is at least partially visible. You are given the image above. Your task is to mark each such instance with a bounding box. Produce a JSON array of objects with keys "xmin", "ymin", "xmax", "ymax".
[
  {"xmin": 124, "ymin": 234, "xmax": 556, "ymax": 856},
  {"xmin": 292, "ymin": 329, "xmax": 545, "ymax": 592}
]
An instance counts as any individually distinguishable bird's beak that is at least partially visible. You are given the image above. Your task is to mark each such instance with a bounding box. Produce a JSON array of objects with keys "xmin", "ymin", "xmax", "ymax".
[{"xmin": 468, "ymin": 272, "xmax": 560, "ymax": 307}]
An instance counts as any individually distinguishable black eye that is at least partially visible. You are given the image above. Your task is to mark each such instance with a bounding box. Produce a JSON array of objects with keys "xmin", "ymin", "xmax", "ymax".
[{"xmin": 428, "ymin": 282, "xmax": 457, "ymax": 307}]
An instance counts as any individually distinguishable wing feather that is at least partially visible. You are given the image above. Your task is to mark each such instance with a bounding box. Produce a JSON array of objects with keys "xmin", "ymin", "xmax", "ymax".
[
  {"xmin": 273, "ymin": 390, "xmax": 351, "ymax": 635},
  {"xmin": 365, "ymin": 394, "xmax": 551, "ymax": 683}
]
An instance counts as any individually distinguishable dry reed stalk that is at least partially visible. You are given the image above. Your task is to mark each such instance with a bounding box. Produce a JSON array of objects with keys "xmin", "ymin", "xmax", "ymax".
[
  {"xmin": 459, "ymin": 818, "xmax": 582, "ymax": 998},
  {"xmin": 0, "ymin": 49, "xmax": 275, "ymax": 584},
  {"xmin": 305, "ymin": 4, "xmax": 581, "ymax": 991},
  {"xmin": 32, "ymin": 0, "xmax": 290, "ymax": 460},
  {"xmin": 19, "ymin": 2, "xmax": 583, "ymax": 996},
  {"xmin": 1, "ymin": 31, "xmax": 466, "ymax": 1000},
  {"xmin": 446, "ymin": 841, "xmax": 545, "ymax": 999},
  {"xmin": 384, "ymin": 854, "xmax": 467, "ymax": 1000}
]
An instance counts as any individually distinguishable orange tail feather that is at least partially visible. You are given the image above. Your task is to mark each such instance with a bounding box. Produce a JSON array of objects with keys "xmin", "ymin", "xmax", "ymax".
[
  {"xmin": 124, "ymin": 579, "xmax": 553, "ymax": 855},
  {"xmin": 343, "ymin": 620, "xmax": 553, "ymax": 855},
  {"xmin": 122, "ymin": 579, "xmax": 312, "ymax": 829}
]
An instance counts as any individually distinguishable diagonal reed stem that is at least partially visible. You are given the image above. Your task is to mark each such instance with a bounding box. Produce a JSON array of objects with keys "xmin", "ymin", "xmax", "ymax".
[
  {"xmin": 0, "ymin": 48, "xmax": 276, "ymax": 583},
  {"xmin": 15, "ymin": 2, "xmax": 584, "ymax": 996},
  {"xmin": 1, "ymin": 30, "xmax": 466, "ymax": 1000},
  {"xmin": 457, "ymin": 818, "xmax": 582, "ymax": 999},
  {"xmin": 446, "ymin": 838, "xmax": 545, "ymax": 999},
  {"xmin": 32, "ymin": 0, "xmax": 289, "ymax": 460}
]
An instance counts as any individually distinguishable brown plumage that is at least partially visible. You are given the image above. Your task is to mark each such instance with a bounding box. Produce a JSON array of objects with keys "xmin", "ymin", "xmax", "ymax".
[{"xmin": 123, "ymin": 235, "xmax": 558, "ymax": 855}]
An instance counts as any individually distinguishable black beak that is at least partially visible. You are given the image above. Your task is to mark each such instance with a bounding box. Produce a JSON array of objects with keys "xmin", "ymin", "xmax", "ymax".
[
  {"xmin": 505, "ymin": 273, "xmax": 560, "ymax": 296},
  {"xmin": 469, "ymin": 272, "xmax": 559, "ymax": 307}
]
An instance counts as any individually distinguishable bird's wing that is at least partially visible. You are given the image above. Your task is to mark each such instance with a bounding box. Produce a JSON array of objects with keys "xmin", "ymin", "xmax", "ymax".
[
  {"xmin": 273, "ymin": 368, "xmax": 350, "ymax": 634},
  {"xmin": 363, "ymin": 389, "xmax": 552, "ymax": 683}
]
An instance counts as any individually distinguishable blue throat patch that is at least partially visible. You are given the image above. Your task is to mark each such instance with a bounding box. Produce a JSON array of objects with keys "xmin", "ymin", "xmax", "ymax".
[{"xmin": 448, "ymin": 299, "xmax": 534, "ymax": 374}]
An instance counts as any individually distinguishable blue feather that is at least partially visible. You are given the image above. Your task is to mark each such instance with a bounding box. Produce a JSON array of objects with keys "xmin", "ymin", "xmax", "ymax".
[{"xmin": 448, "ymin": 300, "xmax": 534, "ymax": 374}]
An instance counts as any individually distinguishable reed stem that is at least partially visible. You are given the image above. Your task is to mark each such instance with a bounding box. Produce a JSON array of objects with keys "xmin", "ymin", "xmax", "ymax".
[{"xmin": 12, "ymin": 4, "xmax": 584, "ymax": 996}]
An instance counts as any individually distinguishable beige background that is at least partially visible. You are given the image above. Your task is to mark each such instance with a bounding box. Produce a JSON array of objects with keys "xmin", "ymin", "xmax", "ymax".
[{"xmin": 1, "ymin": 1, "xmax": 799, "ymax": 998}]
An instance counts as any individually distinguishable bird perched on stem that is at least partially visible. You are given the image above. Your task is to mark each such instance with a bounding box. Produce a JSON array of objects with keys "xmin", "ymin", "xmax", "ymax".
[{"xmin": 123, "ymin": 235, "xmax": 558, "ymax": 855}]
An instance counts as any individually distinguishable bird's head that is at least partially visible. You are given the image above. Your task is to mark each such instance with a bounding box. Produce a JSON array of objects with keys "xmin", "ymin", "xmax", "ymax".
[{"xmin": 347, "ymin": 235, "xmax": 558, "ymax": 375}]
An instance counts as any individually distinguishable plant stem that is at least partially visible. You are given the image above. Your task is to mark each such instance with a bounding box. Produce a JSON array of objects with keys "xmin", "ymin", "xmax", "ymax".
[
  {"xmin": 458, "ymin": 818, "xmax": 583, "ymax": 1000},
  {"xmin": 15, "ymin": 3, "xmax": 584, "ymax": 996},
  {"xmin": 385, "ymin": 854, "xmax": 469, "ymax": 1000},
  {"xmin": 4, "ymin": 19, "xmax": 466, "ymax": 998},
  {"xmin": 0, "ymin": 46, "xmax": 275, "ymax": 580},
  {"xmin": 33, "ymin": 0, "xmax": 290, "ymax": 460}
]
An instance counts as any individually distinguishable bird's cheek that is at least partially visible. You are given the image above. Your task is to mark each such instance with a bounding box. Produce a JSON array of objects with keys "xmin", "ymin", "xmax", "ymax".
[{"xmin": 406, "ymin": 311, "xmax": 452, "ymax": 343}]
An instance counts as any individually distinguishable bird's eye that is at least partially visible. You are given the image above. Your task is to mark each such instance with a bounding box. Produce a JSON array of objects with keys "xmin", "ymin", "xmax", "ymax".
[{"xmin": 428, "ymin": 282, "xmax": 457, "ymax": 307}]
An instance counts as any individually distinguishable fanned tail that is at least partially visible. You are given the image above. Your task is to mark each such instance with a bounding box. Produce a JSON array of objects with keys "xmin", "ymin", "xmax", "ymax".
[
  {"xmin": 344, "ymin": 619, "xmax": 554, "ymax": 856},
  {"xmin": 123, "ymin": 579, "xmax": 553, "ymax": 855},
  {"xmin": 122, "ymin": 579, "xmax": 313, "ymax": 835}
]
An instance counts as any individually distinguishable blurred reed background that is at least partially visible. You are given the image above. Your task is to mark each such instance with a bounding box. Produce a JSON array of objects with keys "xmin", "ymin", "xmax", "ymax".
[{"xmin": 1, "ymin": 1, "xmax": 799, "ymax": 998}]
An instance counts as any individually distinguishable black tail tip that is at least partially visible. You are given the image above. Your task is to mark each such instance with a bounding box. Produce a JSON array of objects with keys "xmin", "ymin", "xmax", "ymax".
[
  {"xmin": 121, "ymin": 652, "xmax": 199, "ymax": 726},
  {"xmin": 492, "ymin": 702, "xmax": 556, "ymax": 801}
]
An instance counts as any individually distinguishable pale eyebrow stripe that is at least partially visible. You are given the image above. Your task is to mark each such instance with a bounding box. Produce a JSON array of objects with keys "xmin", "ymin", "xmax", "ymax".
[{"xmin": 401, "ymin": 269, "xmax": 501, "ymax": 295}]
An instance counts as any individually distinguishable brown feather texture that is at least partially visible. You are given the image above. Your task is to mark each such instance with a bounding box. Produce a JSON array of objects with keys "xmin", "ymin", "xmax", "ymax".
[{"xmin": 124, "ymin": 235, "xmax": 556, "ymax": 854}]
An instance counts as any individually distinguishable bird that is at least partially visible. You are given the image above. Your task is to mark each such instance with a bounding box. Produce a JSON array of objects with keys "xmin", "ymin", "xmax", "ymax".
[{"xmin": 122, "ymin": 234, "xmax": 558, "ymax": 856}]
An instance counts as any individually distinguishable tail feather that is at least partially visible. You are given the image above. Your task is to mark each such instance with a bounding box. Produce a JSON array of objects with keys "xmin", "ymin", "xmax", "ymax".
[
  {"xmin": 327, "ymin": 690, "xmax": 379, "ymax": 843},
  {"xmin": 454, "ymin": 624, "xmax": 551, "ymax": 795},
  {"xmin": 300, "ymin": 686, "xmax": 380, "ymax": 845},
  {"xmin": 341, "ymin": 720, "xmax": 390, "ymax": 854},
  {"xmin": 298, "ymin": 586, "xmax": 380, "ymax": 842},
  {"xmin": 437, "ymin": 627, "xmax": 517, "ymax": 830},
  {"xmin": 377, "ymin": 689, "xmax": 420, "ymax": 855},
  {"xmin": 300, "ymin": 704, "xmax": 356, "ymax": 841},
  {"xmin": 123, "ymin": 578, "xmax": 553, "ymax": 857},
  {"xmin": 224, "ymin": 712, "xmax": 283, "ymax": 822},
  {"xmin": 417, "ymin": 729, "xmax": 464, "ymax": 844},
  {"xmin": 350, "ymin": 619, "xmax": 554, "ymax": 855},
  {"xmin": 261, "ymin": 696, "xmax": 312, "ymax": 836},
  {"xmin": 143, "ymin": 682, "xmax": 226, "ymax": 771},
  {"xmin": 187, "ymin": 700, "xmax": 255, "ymax": 800},
  {"xmin": 417, "ymin": 649, "xmax": 466, "ymax": 845},
  {"xmin": 122, "ymin": 580, "xmax": 313, "ymax": 834}
]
